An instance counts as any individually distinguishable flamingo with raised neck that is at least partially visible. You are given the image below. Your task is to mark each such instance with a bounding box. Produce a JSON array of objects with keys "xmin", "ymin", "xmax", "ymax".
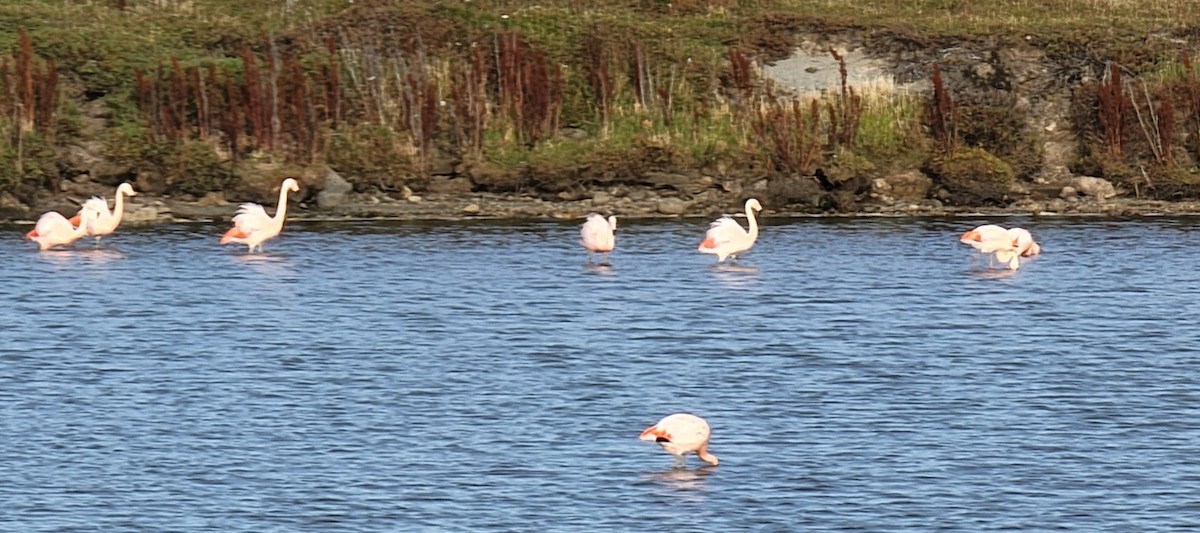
[
  {"xmin": 70, "ymin": 182, "xmax": 138, "ymax": 243},
  {"xmin": 220, "ymin": 178, "xmax": 300, "ymax": 253},
  {"xmin": 698, "ymin": 198, "xmax": 762, "ymax": 263}
]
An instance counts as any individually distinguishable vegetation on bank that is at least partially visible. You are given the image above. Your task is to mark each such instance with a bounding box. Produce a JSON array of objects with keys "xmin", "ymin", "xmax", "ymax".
[{"xmin": 2, "ymin": 0, "xmax": 1200, "ymax": 209}]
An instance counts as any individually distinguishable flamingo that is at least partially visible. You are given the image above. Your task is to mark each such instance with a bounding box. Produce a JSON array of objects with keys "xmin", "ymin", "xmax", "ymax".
[
  {"xmin": 25, "ymin": 208, "xmax": 100, "ymax": 251},
  {"xmin": 960, "ymin": 224, "xmax": 1021, "ymax": 270},
  {"xmin": 698, "ymin": 198, "xmax": 762, "ymax": 263},
  {"xmin": 639, "ymin": 413, "xmax": 718, "ymax": 468},
  {"xmin": 220, "ymin": 177, "xmax": 300, "ymax": 253},
  {"xmin": 580, "ymin": 213, "xmax": 617, "ymax": 263},
  {"xmin": 1008, "ymin": 227, "xmax": 1041, "ymax": 257},
  {"xmin": 69, "ymin": 182, "xmax": 138, "ymax": 243}
]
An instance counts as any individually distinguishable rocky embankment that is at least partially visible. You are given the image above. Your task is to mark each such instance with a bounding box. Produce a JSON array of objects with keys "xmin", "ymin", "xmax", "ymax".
[
  {"xmin": 5, "ymin": 29, "xmax": 1197, "ymax": 225},
  {"xmin": 7, "ymin": 167, "xmax": 1196, "ymax": 228}
]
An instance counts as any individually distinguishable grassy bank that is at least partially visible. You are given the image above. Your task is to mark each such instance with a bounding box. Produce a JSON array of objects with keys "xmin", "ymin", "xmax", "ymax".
[{"xmin": 2, "ymin": 0, "xmax": 1200, "ymax": 209}]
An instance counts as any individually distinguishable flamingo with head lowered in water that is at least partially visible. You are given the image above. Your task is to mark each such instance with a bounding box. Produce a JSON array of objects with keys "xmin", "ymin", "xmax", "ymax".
[
  {"xmin": 960, "ymin": 224, "xmax": 1031, "ymax": 270},
  {"xmin": 69, "ymin": 182, "xmax": 138, "ymax": 244},
  {"xmin": 25, "ymin": 208, "xmax": 100, "ymax": 251},
  {"xmin": 1007, "ymin": 227, "xmax": 1041, "ymax": 257},
  {"xmin": 639, "ymin": 413, "xmax": 719, "ymax": 468},
  {"xmin": 580, "ymin": 213, "xmax": 617, "ymax": 264},
  {"xmin": 220, "ymin": 177, "xmax": 300, "ymax": 253},
  {"xmin": 698, "ymin": 198, "xmax": 762, "ymax": 264}
]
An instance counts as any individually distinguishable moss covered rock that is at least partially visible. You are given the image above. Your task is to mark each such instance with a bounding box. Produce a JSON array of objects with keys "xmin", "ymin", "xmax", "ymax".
[{"xmin": 925, "ymin": 147, "xmax": 1015, "ymax": 204}]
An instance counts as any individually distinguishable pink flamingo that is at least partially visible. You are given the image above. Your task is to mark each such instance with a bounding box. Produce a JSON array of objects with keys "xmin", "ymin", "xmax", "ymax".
[
  {"xmin": 698, "ymin": 198, "xmax": 762, "ymax": 263},
  {"xmin": 1008, "ymin": 227, "xmax": 1041, "ymax": 257},
  {"xmin": 580, "ymin": 214, "xmax": 617, "ymax": 263},
  {"xmin": 220, "ymin": 178, "xmax": 300, "ymax": 253},
  {"xmin": 25, "ymin": 208, "xmax": 100, "ymax": 251},
  {"xmin": 639, "ymin": 413, "xmax": 719, "ymax": 468},
  {"xmin": 69, "ymin": 182, "xmax": 138, "ymax": 243},
  {"xmin": 960, "ymin": 224, "xmax": 1022, "ymax": 270}
]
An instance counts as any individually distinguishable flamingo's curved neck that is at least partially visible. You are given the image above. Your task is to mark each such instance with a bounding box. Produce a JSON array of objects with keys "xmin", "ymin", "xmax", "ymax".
[
  {"xmin": 745, "ymin": 202, "xmax": 759, "ymax": 240},
  {"xmin": 73, "ymin": 214, "xmax": 92, "ymax": 238},
  {"xmin": 698, "ymin": 449, "xmax": 719, "ymax": 466},
  {"xmin": 112, "ymin": 189, "xmax": 128, "ymax": 222},
  {"xmin": 273, "ymin": 186, "xmax": 292, "ymax": 223}
]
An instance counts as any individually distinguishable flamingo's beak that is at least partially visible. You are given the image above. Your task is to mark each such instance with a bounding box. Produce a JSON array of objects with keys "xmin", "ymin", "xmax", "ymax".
[
  {"xmin": 960, "ymin": 230, "xmax": 980, "ymax": 243},
  {"xmin": 69, "ymin": 214, "xmax": 81, "ymax": 226},
  {"xmin": 639, "ymin": 426, "xmax": 670, "ymax": 442}
]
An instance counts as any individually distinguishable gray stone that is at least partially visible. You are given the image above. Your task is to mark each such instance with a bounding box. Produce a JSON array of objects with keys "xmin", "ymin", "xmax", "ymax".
[
  {"xmin": 317, "ymin": 168, "xmax": 353, "ymax": 208},
  {"xmin": 882, "ymin": 170, "xmax": 932, "ymax": 200},
  {"xmin": 124, "ymin": 206, "xmax": 159, "ymax": 223},
  {"xmin": 644, "ymin": 171, "xmax": 699, "ymax": 193},
  {"xmin": 462, "ymin": 203, "xmax": 481, "ymax": 215},
  {"xmin": 1047, "ymin": 198, "xmax": 1068, "ymax": 212},
  {"xmin": 591, "ymin": 191, "xmax": 611, "ymax": 205},
  {"xmin": 1059, "ymin": 186, "xmax": 1077, "ymax": 199},
  {"xmin": 407, "ymin": 195, "xmax": 423, "ymax": 204},
  {"xmin": 1071, "ymin": 176, "xmax": 1117, "ymax": 199},
  {"xmin": 657, "ymin": 197, "xmax": 687, "ymax": 215}
]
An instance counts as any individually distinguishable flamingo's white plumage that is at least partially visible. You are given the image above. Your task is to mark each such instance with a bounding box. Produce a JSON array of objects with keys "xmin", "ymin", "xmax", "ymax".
[
  {"xmin": 580, "ymin": 214, "xmax": 617, "ymax": 263},
  {"xmin": 639, "ymin": 413, "xmax": 718, "ymax": 468},
  {"xmin": 25, "ymin": 208, "xmax": 99, "ymax": 251},
  {"xmin": 1008, "ymin": 227, "xmax": 1041, "ymax": 257},
  {"xmin": 698, "ymin": 198, "xmax": 762, "ymax": 263},
  {"xmin": 220, "ymin": 178, "xmax": 300, "ymax": 253},
  {"xmin": 961, "ymin": 224, "xmax": 1021, "ymax": 270},
  {"xmin": 69, "ymin": 182, "xmax": 138, "ymax": 242}
]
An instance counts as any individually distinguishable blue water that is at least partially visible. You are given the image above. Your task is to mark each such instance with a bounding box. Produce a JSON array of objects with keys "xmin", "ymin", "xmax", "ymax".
[{"xmin": 2, "ymin": 216, "xmax": 1199, "ymax": 531}]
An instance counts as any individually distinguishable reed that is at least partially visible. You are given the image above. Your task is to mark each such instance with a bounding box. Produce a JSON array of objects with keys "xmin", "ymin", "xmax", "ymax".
[{"xmin": 1098, "ymin": 62, "xmax": 1125, "ymax": 157}]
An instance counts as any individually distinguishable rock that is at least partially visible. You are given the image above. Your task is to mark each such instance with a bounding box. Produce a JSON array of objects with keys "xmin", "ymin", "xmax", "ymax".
[
  {"xmin": 0, "ymin": 191, "xmax": 27, "ymax": 210},
  {"xmin": 427, "ymin": 176, "xmax": 473, "ymax": 196},
  {"xmin": 1071, "ymin": 176, "xmax": 1117, "ymax": 199},
  {"xmin": 557, "ymin": 190, "xmax": 585, "ymax": 201},
  {"xmin": 1059, "ymin": 186, "xmax": 1077, "ymax": 199},
  {"xmin": 317, "ymin": 168, "xmax": 353, "ymax": 208},
  {"xmin": 644, "ymin": 171, "xmax": 700, "ymax": 193},
  {"xmin": 882, "ymin": 170, "xmax": 933, "ymax": 200},
  {"xmin": 1047, "ymin": 198, "xmax": 1069, "ymax": 212},
  {"xmin": 871, "ymin": 177, "xmax": 892, "ymax": 194},
  {"xmin": 591, "ymin": 191, "xmax": 611, "ymax": 205},
  {"xmin": 768, "ymin": 175, "xmax": 823, "ymax": 207},
  {"xmin": 63, "ymin": 144, "xmax": 102, "ymax": 176},
  {"xmin": 124, "ymin": 206, "xmax": 159, "ymax": 223},
  {"xmin": 462, "ymin": 203, "xmax": 481, "ymax": 215},
  {"xmin": 656, "ymin": 197, "xmax": 687, "ymax": 215},
  {"xmin": 407, "ymin": 195, "xmax": 423, "ymax": 204},
  {"xmin": 197, "ymin": 191, "xmax": 228, "ymax": 206}
]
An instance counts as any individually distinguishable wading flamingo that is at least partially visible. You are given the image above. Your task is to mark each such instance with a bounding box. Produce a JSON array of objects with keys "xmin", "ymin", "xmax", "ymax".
[
  {"xmin": 220, "ymin": 177, "xmax": 300, "ymax": 253},
  {"xmin": 698, "ymin": 198, "xmax": 762, "ymax": 264},
  {"xmin": 960, "ymin": 224, "xmax": 1021, "ymax": 270},
  {"xmin": 69, "ymin": 182, "xmax": 138, "ymax": 243},
  {"xmin": 580, "ymin": 214, "xmax": 617, "ymax": 263},
  {"xmin": 640, "ymin": 413, "xmax": 718, "ymax": 468},
  {"xmin": 1008, "ymin": 227, "xmax": 1041, "ymax": 257},
  {"xmin": 25, "ymin": 208, "xmax": 100, "ymax": 251}
]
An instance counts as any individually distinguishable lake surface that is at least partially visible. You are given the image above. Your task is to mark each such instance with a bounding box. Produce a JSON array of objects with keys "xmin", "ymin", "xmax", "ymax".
[{"xmin": 2, "ymin": 216, "xmax": 1199, "ymax": 531}]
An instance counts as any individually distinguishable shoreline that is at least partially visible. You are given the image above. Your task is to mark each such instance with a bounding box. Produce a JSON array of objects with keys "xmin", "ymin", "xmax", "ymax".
[{"xmin": 7, "ymin": 192, "xmax": 1200, "ymax": 226}]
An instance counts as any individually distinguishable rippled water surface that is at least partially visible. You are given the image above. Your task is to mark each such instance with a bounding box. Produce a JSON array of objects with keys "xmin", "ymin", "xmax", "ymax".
[{"xmin": 3, "ymin": 216, "xmax": 1200, "ymax": 531}]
